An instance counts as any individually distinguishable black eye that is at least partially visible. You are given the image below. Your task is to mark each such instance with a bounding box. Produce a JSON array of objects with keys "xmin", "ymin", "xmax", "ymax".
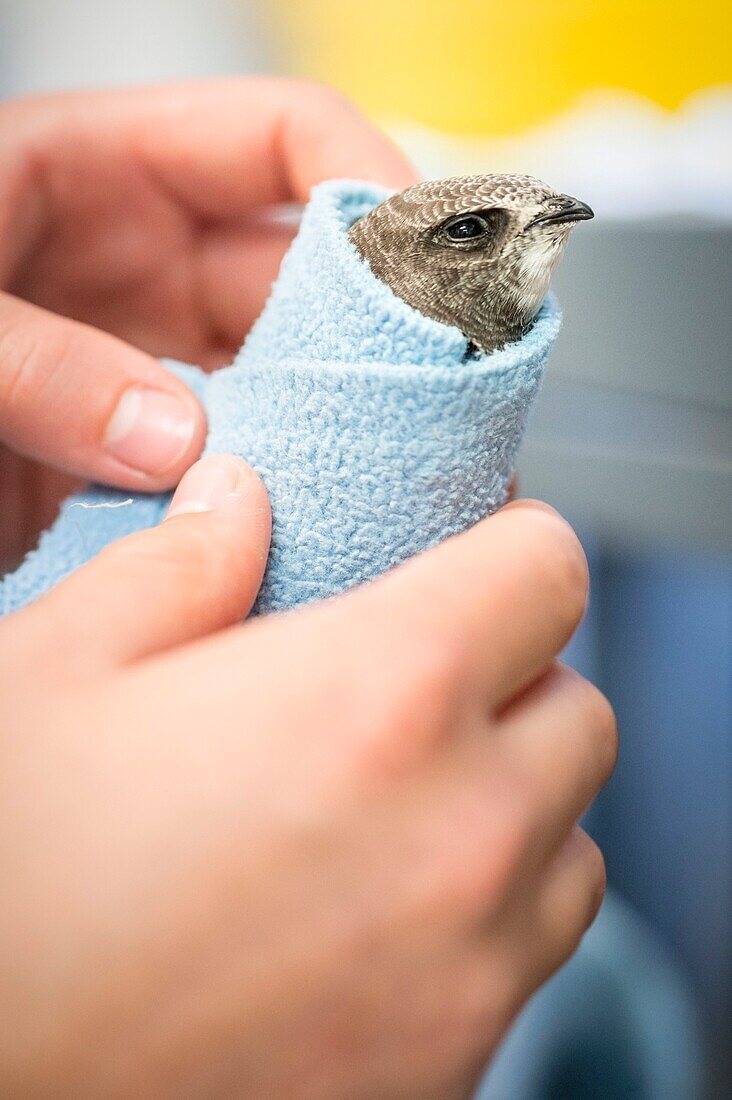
[{"xmin": 444, "ymin": 215, "xmax": 488, "ymax": 241}]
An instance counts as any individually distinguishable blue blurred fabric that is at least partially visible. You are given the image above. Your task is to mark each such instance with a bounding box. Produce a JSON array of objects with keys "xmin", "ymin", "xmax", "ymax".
[{"xmin": 584, "ymin": 550, "xmax": 731, "ymax": 1095}]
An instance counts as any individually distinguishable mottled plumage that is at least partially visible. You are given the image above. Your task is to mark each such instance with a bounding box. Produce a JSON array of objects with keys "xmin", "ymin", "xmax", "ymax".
[{"xmin": 348, "ymin": 173, "xmax": 593, "ymax": 355}]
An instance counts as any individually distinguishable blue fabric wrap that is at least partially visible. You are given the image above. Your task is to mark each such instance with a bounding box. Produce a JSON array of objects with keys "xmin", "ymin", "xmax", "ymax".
[{"xmin": 0, "ymin": 179, "xmax": 560, "ymax": 615}]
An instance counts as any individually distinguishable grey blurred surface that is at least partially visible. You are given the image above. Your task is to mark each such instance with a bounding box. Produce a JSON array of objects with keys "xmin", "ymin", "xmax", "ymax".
[
  {"xmin": 0, "ymin": 0, "xmax": 270, "ymax": 93},
  {"xmin": 522, "ymin": 220, "xmax": 732, "ymax": 554}
]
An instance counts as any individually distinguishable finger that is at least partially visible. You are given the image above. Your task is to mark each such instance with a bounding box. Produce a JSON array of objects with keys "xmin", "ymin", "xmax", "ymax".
[
  {"xmin": 122, "ymin": 500, "xmax": 588, "ymax": 753},
  {"xmin": 12, "ymin": 456, "xmax": 271, "ymax": 673},
  {"xmin": 196, "ymin": 213, "xmax": 299, "ymax": 358},
  {"xmin": 130, "ymin": 77, "xmax": 418, "ymax": 209},
  {"xmin": 529, "ymin": 827, "xmax": 607, "ymax": 986},
  {"xmin": 0, "ymin": 293, "xmax": 206, "ymax": 489},
  {"xmin": 6, "ymin": 78, "xmax": 417, "ymax": 222},
  {"xmin": 344, "ymin": 500, "xmax": 590, "ymax": 712},
  {"xmin": 495, "ymin": 663, "xmax": 618, "ymax": 866}
]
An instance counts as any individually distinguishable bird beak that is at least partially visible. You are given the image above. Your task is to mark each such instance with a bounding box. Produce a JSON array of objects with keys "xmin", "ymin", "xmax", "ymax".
[{"xmin": 528, "ymin": 195, "xmax": 594, "ymax": 229}]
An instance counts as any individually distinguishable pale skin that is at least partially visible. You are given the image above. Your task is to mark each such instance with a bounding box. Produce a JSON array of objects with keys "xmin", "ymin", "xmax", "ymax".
[{"xmin": 0, "ymin": 81, "xmax": 617, "ymax": 1098}]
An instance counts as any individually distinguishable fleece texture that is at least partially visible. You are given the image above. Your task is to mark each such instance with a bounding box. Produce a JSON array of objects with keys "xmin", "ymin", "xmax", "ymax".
[{"xmin": 0, "ymin": 180, "xmax": 560, "ymax": 616}]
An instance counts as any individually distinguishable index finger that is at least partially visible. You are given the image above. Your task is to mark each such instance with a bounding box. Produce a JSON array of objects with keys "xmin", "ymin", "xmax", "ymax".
[
  {"xmin": 10, "ymin": 78, "xmax": 418, "ymax": 218},
  {"xmin": 354, "ymin": 501, "xmax": 590, "ymax": 713}
]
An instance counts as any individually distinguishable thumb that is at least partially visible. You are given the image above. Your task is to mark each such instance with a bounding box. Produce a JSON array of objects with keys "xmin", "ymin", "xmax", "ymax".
[
  {"xmin": 0, "ymin": 292, "xmax": 206, "ymax": 490},
  {"xmin": 11, "ymin": 455, "xmax": 271, "ymax": 676}
]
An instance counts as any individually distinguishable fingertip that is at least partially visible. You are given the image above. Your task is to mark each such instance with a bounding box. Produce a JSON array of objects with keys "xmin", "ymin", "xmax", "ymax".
[
  {"xmin": 571, "ymin": 828, "xmax": 608, "ymax": 928},
  {"xmin": 0, "ymin": 293, "xmax": 209, "ymax": 492},
  {"xmin": 501, "ymin": 498, "xmax": 565, "ymax": 520},
  {"xmin": 29, "ymin": 454, "xmax": 272, "ymax": 673},
  {"xmin": 498, "ymin": 500, "xmax": 588, "ymax": 590},
  {"xmin": 166, "ymin": 453, "xmax": 271, "ymax": 532},
  {"xmin": 366, "ymin": 138, "xmax": 420, "ymax": 190},
  {"xmin": 232, "ymin": 459, "xmax": 273, "ymax": 547},
  {"xmin": 286, "ymin": 78, "xmax": 419, "ymax": 196}
]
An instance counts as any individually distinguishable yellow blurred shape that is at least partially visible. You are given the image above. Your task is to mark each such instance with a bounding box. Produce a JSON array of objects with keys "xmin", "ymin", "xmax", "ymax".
[{"xmin": 273, "ymin": 0, "xmax": 731, "ymax": 134}]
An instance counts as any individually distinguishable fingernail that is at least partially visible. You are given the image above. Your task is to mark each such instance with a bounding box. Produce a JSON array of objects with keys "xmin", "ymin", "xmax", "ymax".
[
  {"xmin": 104, "ymin": 387, "xmax": 197, "ymax": 474},
  {"xmin": 166, "ymin": 455, "xmax": 245, "ymax": 519}
]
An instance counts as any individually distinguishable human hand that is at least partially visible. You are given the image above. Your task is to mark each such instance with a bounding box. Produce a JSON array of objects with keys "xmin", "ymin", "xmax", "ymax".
[
  {"xmin": 0, "ymin": 79, "xmax": 416, "ymax": 565},
  {"xmin": 1, "ymin": 455, "xmax": 616, "ymax": 1098}
]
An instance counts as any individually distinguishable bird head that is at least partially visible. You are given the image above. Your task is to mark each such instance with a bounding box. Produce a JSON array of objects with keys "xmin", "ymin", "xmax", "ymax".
[{"xmin": 348, "ymin": 173, "xmax": 593, "ymax": 354}]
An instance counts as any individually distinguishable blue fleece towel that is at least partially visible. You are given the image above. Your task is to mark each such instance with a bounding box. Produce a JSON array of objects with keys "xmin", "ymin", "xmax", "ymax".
[{"xmin": 0, "ymin": 180, "xmax": 560, "ymax": 615}]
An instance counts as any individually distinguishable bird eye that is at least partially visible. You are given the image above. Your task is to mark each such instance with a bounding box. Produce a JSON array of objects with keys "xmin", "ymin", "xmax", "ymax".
[{"xmin": 444, "ymin": 215, "xmax": 488, "ymax": 242}]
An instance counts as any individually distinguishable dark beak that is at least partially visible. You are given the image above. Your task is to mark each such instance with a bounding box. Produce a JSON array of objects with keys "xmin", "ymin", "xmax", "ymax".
[{"xmin": 528, "ymin": 195, "xmax": 594, "ymax": 229}]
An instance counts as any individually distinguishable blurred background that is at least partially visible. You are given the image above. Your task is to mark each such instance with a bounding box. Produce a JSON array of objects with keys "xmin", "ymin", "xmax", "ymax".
[{"xmin": 1, "ymin": 1, "xmax": 729, "ymax": 1096}]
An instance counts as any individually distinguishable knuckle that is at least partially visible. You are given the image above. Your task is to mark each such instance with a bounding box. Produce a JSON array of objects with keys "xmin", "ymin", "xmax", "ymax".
[
  {"xmin": 333, "ymin": 579, "xmax": 475, "ymax": 778},
  {"xmin": 442, "ymin": 976, "xmax": 505, "ymax": 1074},
  {"xmin": 403, "ymin": 629, "xmax": 465, "ymax": 710},
  {"xmin": 352, "ymin": 639, "xmax": 462, "ymax": 778},
  {"xmin": 0, "ymin": 92, "xmax": 52, "ymax": 127},
  {"xmin": 577, "ymin": 679, "xmax": 618, "ymax": 782},
  {"xmin": 381, "ymin": 626, "xmax": 466, "ymax": 728},
  {"xmin": 543, "ymin": 833, "xmax": 607, "ymax": 974},
  {"xmin": 0, "ymin": 317, "xmax": 53, "ymax": 410},
  {"xmin": 296, "ymin": 77, "xmax": 356, "ymax": 116},
  {"xmin": 0, "ymin": 96, "xmax": 72, "ymax": 216},
  {"xmin": 579, "ymin": 834, "xmax": 607, "ymax": 922},
  {"xmin": 0, "ymin": 320, "xmax": 32, "ymax": 404},
  {"xmin": 429, "ymin": 826, "xmax": 491, "ymax": 918},
  {"xmin": 396, "ymin": 629, "xmax": 471, "ymax": 739},
  {"xmin": 539, "ymin": 523, "xmax": 589, "ymax": 630},
  {"xmin": 505, "ymin": 507, "xmax": 589, "ymax": 635},
  {"xmin": 0, "ymin": 96, "xmax": 35, "ymax": 148},
  {"xmin": 479, "ymin": 778, "xmax": 536, "ymax": 900},
  {"xmin": 433, "ymin": 772, "xmax": 534, "ymax": 918},
  {"xmin": 0, "ymin": 312, "xmax": 86, "ymax": 428}
]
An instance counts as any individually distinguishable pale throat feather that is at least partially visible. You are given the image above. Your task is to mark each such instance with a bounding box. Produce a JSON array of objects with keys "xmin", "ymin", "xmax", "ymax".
[{"xmin": 515, "ymin": 234, "xmax": 568, "ymax": 321}]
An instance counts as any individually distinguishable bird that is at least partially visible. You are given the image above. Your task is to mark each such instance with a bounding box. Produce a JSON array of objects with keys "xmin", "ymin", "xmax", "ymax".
[{"xmin": 348, "ymin": 173, "xmax": 593, "ymax": 357}]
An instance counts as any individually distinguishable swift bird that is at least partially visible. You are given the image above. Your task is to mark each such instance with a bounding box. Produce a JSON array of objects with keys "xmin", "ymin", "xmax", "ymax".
[{"xmin": 348, "ymin": 174, "xmax": 593, "ymax": 356}]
